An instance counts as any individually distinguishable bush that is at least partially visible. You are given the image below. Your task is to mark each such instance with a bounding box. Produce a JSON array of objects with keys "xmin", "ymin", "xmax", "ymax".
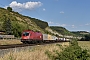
[
  {"xmin": 7, "ymin": 7, "xmax": 12, "ymax": 12},
  {"xmin": 45, "ymin": 40, "xmax": 90, "ymax": 60}
]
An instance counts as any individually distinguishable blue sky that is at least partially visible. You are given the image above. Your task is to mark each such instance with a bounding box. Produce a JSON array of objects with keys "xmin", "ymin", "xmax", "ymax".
[{"xmin": 0, "ymin": 0, "xmax": 90, "ymax": 32}]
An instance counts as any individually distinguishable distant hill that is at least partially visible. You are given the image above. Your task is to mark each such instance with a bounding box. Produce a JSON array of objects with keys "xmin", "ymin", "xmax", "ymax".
[
  {"xmin": 71, "ymin": 31, "xmax": 90, "ymax": 36},
  {"xmin": 50, "ymin": 26, "xmax": 75, "ymax": 36}
]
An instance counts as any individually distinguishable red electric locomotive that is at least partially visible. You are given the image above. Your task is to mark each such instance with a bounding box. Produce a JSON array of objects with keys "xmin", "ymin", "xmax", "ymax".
[{"xmin": 21, "ymin": 30, "xmax": 43, "ymax": 43}]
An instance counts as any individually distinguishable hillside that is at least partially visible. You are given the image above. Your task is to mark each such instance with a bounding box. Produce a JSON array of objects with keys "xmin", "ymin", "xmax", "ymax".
[
  {"xmin": 0, "ymin": 7, "xmax": 44, "ymax": 36},
  {"xmin": 0, "ymin": 7, "xmax": 59, "ymax": 37}
]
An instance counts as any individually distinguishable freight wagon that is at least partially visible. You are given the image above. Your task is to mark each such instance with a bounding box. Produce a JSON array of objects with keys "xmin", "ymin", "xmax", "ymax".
[
  {"xmin": 43, "ymin": 34, "xmax": 58, "ymax": 42},
  {"xmin": 21, "ymin": 30, "xmax": 58, "ymax": 44}
]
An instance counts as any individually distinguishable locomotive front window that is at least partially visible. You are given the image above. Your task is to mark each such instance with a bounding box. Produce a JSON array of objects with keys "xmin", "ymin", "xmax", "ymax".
[{"xmin": 23, "ymin": 32, "xmax": 29, "ymax": 36}]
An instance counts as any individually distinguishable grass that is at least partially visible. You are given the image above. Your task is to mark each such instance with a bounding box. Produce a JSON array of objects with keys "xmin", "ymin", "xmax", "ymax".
[
  {"xmin": 0, "ymin": 42, "xmax": 69, "ymax": 60},
  {"xmin": 0, "ymin": 39, "xmax": 22, "ymax": 45}
]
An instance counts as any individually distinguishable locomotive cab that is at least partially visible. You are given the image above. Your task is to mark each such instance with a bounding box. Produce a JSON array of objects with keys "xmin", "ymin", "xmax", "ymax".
[
  {"xmin": 21, "ymin": 30, "xmax": 43, "ymax": 43},
  {"xmin": 22, "ymin": 32, "xmax": 30, "ymax": 39}
]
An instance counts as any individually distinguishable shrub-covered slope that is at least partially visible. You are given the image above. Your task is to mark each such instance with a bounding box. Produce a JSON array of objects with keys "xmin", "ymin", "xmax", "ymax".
[{"xmin": 0, "ymin": 7, "xmax": 48, "ymax": 37}]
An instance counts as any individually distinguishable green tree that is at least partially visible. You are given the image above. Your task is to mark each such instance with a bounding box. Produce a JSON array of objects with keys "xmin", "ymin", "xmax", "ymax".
[
  {"xmin": 85, "ymin": 34, "xmax": 90, "ymax": 41},
  {"xmin": 7, "ymin": 7, "xmax": 12, "ymax": 12},
  {"xmin": 3, "ymin": 18, "xmax": 12, "ymax": 35},
  {"xmin": 31, "ymin": 18, "xmax": 48, "ymax": 29}
]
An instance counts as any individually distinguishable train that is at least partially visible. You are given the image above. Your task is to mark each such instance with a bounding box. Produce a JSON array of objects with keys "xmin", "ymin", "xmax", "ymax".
[
  {"xmin": 21, "ymin": 30, "xmax": 60, "ymax": 44},
  {"xmin": 21, "ymin": 30, "xmax": 70, "ymax": 44}
]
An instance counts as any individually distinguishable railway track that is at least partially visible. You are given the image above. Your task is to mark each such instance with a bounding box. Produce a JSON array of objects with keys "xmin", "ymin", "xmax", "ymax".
[
  {"xmin": 0, "ymin": 41, "xmax": 68, "ymax": 49},
  {"xmin": 0, "ymin": 44, "xmax": 30, "ymax": 49},
  {"xmin": 0, "ymin": 43, "xmax": 45, "ymax": 49}
]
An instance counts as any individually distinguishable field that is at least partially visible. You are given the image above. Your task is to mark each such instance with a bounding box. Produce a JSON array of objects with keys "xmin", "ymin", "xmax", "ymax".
[
  {"xmin": 78, "ymin": 41, "xmax": 90, "ymax": 60},
  {"xmin": 78, "ymin": 41, "xmax": 90, "ymax": 53}
]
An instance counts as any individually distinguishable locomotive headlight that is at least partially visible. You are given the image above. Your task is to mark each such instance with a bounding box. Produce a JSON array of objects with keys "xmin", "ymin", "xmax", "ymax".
[
  {"xmin": 40, "ymin": 36, "xmax": 41, "ymax": 38},
  {"xmin": 28, "ymin": 34, "xmax": 30, "ymax": 39}
]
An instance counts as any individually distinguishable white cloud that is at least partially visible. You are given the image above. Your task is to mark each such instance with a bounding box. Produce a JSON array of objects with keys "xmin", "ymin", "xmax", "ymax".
[
  {"xmin": 48, "ymin": 21, "xmax": 54, "ymax": 24},
  {"xmin": 85, "ymin": 23, "xmax": 90, "ymax": 26},
  {"xmin": 43, "ymin": 8, "xmax": 46, "ymax": 11},
  {"xmin": 61, "ymin": 24, "xmax": 67, "ymax": 27},
  {"xmin": 79, "ymin": 23, "xmax": 90, "ymax": 26},
  {"xmin": 7, "ymin": 1, "xmax": 42, "ymax": 11},
  {"xmin": 70, "ymin": 25, "xmax": 78, "ymax": 29},
  {"xmin": 48, "ymin": 21, "xmax": 68, "ymax": 27},
  {"xmin": 60, "ymin": 11, "xmax": 64, "ymax": 14},
  {"xmin": 71, "ymin": 25, "xmax": 75, "ymax": 28},
  {"xmin": 48, "ymin": 21, "xmax": 78, "ymax": 29}
]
